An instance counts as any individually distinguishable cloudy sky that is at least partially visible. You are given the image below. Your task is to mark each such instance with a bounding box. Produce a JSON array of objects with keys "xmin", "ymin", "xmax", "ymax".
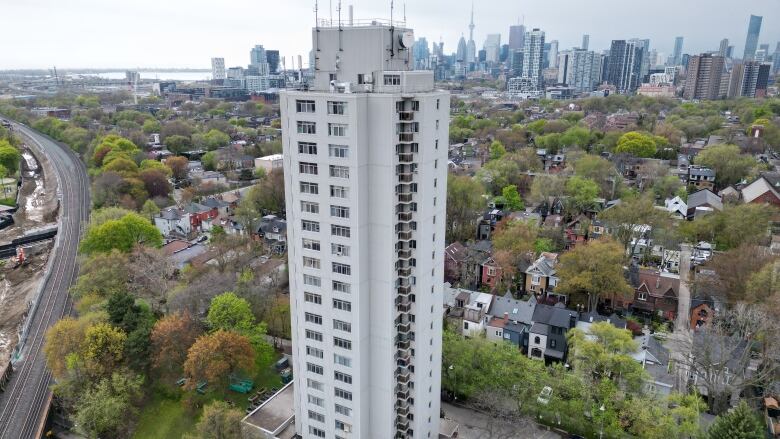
[{"xmin": 2, "ymin": 0, "xmax": 779, "ymax": 69}]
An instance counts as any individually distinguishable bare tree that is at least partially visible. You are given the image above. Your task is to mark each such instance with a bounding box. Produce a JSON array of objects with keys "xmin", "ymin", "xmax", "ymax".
[
  {"xmin": 126, "ymin": 246, "xmax": 175, "ymax": 313},
  {"xmin": 678, "ymin": 303, "xmax": 779, "ymax": 414}
]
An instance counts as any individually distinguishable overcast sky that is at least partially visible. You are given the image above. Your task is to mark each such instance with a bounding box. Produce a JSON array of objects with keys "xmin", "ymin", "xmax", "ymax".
[{"xmin": 2, "ymin": 0, "xmax": 780, "ymax": 70}]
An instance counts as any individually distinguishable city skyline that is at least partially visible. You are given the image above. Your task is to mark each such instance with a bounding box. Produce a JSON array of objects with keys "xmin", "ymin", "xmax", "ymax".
[{"xmin": 2, "ymin": 0, "xmax": 780, "ymax": 70}]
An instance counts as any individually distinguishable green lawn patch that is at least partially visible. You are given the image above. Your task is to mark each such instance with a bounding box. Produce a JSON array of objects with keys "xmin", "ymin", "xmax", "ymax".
[{"xmin": 132, "ymin": 392, "xmax": 196, "ymax": 439}]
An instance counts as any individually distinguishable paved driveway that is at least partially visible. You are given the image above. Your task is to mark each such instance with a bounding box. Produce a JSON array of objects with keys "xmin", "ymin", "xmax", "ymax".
[{"xmin": 441, "ymin": 402, "xmax": 565, "ymax": 439}]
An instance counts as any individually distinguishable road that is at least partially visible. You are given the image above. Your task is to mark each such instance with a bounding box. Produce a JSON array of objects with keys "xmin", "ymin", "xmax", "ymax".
[{"xmin": 0, "ymin": 123, "xmax": 90, "ymax": 439}]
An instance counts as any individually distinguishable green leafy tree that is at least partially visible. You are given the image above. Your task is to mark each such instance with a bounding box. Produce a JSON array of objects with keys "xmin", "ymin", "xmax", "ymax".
[
  {"xmin": 73, "ymin": 371, "xmax": 143, "ymax": 439},
  {"xmin": 204, "ymin": 129, "xmax": 231, "ymax": 150},
  {"xmin": 80, "ymin": 212, "xmax": 163, "ymax": 255},
  {"xmin": 560, "ymin": 126, "xmax": 592, "ymax": 150},
  {"xmin": 0, "ymin": 140, "xmax": 21, "ymax": 174},
  {"xmin": 164, "ymin": 134, "xmax": 192, "ymax": 155},
  {"xmin": 678, "ymin": 203, "xmax": 775, "ymax": 250},
  {"xmin": 694, "ymin": 143, "xmax": 755, "ymax": 189},
  {"xmin": 615, "ymin": 131, "xmax": 657, "ymax": 157},
  {"xmin": 565, "ymin": 176, "xmax": 599, "ymax": 214},
  {"xmin": 707, "ymin": 400, "xmax": 765, "ymax": 439},
  {"xmin": 207, "ymin": 292, "xmax": 275, "ymax": 370},
  {"xmin": 489, "ymin": 140, "xmax": 506, "ymax": 159},
  {"xmin": 446, "ymin": 175, "xmax": 485, "ymax": 243},
  {"xmin": 140, "ymin": 199, "xmax": 160, "ymax": 220},
  {"xmin": 567, "ymin": 322, "xmax": 646, "ymax": 392},
  {"xmin": 501, "ymin": 185, "xmax": 524, "ymax": 211},
  {"xmin": 142, "ymin": 119, "xmax": 161, "ymax": 134},
  {"xmin": 598, "ymin": 195, "xmax": 669, "ymax": 255},
  {"xmin": 185, "ymin": 401, "xmax": 244, "ymax": 439},
  {"xmin": 81, "ymin": 322, "xmax": 127, "ymax": 379},
  {"xmin": 556, "ymin": 238, "xmax": 632, "ymax": 312},
  {"xmin": 201, "ymin": 151, "xmax": 217, "ymax": 171}
]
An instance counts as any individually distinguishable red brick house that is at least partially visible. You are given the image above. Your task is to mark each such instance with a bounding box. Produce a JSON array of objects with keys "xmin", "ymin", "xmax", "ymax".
[
  {"xmin": 741, "ymin": 175, "xmax": 780, "ymax": 207},
  {"xmin": 183, "ymin": 202, "xmax": 218, "ymax": 229},
  {"xmin": 481, "ymin": 257, "xmax": 502, "ymax": 291},
  {"xmin": 444, "ymin": 242, "xmax": 467, "ymax": 284},
  {"xmin": 628, "ymin": 268, "xmax": 680, "ymax": 321}
]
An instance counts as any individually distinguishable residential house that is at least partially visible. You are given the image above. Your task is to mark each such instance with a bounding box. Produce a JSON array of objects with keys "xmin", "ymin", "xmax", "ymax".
[
  {"xmin": 687, "ymin": 166, "xmax": 716, "ymax": 191},
  {"xmin": 486, "ymin": 294, "xmax": 537, "ymax": 351},
  {"xmin": 528, "ymin": 303, "xmax": 579, "ymax": 362},
  {"xmin": 741, "ymin": 173, "xmax": 780, "ymax": 206},
  {"xmin": 162, "ymin": 240, "xmax": 208, "ymax": 269},
  {"xmin": 154, "ymin": 208, "xmax": 192, "ymax": 238},
  {"xmin": 255, "ymin": 214, "xmax": 287, "ymax": 254},
  {"xmin": 192, "ymin": 170, "xmax": 228, "ymax": 187},
  {"xmin": 686, "ymin": 189, "xmax": 722, "ymax": 220},
  {"xmin": 524, "ymin": 253, "xmax": 562, "ymax": 303},
  {"xmin": 481, "ymin": 257, "xmax": 502, "ymax": 291},
  {"xmin": 183, "ymin": 202, "xmax": 218, "ymax": 231},
  {"xmin": 690, "ymin": 297, "xmax": 717, "ymax": 330},
  {"xmin": 476, "ymin": 209, "xmax": 505, "ymax": 240},
  {"xmin": 718, "ymin": 186, "xmax": 740, "ymax": 202},
  {"xmin": 459, "ymin": 240, "xmax": 493, "ymax": 289},
  {"xmin": 254, "ymin": 153, "xmax": 284, "ymax": 173},
  {"xmin": 201, "ymin": 197, "xmax": 232, "ymax": 216},
  {"xmin": 443, "ymin": 285, "xmax": 493, "ymax": 337},
  {"xmin": 444, "ymin": 242, "xmax": 467, "ymax": 284},
  {"xmin": 628, "ymin": 267, "xmax": 680, "ymax": 321},
  {"xmin": 663, "ymin": 196, "xmax": 687, "ymax": 219},
  {"xmin": 632, "ymin": 332, "xmax": 677, "ymax": 396},
  {"xmin": 463, "ymin": 293, "xmax": 493, "ymax": 337}
]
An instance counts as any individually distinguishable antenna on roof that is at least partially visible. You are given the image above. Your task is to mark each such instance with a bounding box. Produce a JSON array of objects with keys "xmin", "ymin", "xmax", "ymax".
[
  {"xmin": 390, "ymin": 0, "xmax": 394, "ymax": 26},
  {"xmin": 403, "ymin": 2, "xmax": 406, "ymax": 24},
  {"xmin": 338, "ymin": 0, "xmax": 343, "ymax": 51},
  {"xmin": 329, "ymin": 0, "xmax": 333, "ymax": 23}
]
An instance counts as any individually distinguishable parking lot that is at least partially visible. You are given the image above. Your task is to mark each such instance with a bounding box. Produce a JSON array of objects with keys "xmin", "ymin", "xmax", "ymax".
[{"xmin": 441, "ymin": 402, "xmax": 566, "ymax": 439}]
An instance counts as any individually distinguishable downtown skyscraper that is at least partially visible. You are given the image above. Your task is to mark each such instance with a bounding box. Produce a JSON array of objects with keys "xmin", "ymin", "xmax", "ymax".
[
  {"xmin": 742, "ymin": 14, "xmax": 762, "ymax": 60},
  {"xmin": 607, "ymin": 40, "xmax": 644, "ymax": 93},
  {"xmin": 280, "ymin": 20, "xmax": 448, "ymax": 439}
]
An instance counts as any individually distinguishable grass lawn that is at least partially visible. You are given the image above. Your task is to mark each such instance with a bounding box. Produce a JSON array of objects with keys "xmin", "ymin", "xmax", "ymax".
[{"xmin": 132, "ymin": 357, "xmax": 285, "ymax": 439}]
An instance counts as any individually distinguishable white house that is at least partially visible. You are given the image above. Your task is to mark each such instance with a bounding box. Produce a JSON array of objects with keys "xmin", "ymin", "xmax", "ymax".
[
  {"xmin": 664, "ymin": 196, "xmax": 687, "ymax": 219},
  {"xmin": 154, "ymin": 208, "xmax": 192, "ymax": 237},
  {"xmin": 254, "ymin": 154, "xmax": 284, "ymax": 173}
]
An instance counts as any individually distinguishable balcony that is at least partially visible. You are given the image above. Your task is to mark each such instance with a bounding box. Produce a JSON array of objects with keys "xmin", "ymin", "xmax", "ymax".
[
  {"xmin": 396, "ymin": 418, "xmax": 410, "ymax": 432},
  {"xmin": 396, "ymin": 388, "xmax": 411, "ymax": 401},
  {"xmin": 397, "ymin": 193, "xmax": 413, "ymax": 203},
  {"xmin": 397, "ymin": 230, "xmax": 413, "ymax": 241},
  {"xmin": 396, "ymin": 336, "xmax": 411, "ymax": 349},
  {"xmin": 398, "ymin": 111, "xmax": 414, "ymax": 121},
  {"xmin": 397, "ymin": 285, "xmax": 411, "ymax": 295},
  {"xmin": 399, "ymin": 133, "xmax": 414, "ymax": 142},
  {"xmin": 398, "ymin": 173, "xmax": 413, "ymax": 183},
  {"xmin": 397, "ymin": 249, "xmax": 412, "ymax": 259},
  {"xmin": 397, "ymin": 153, "xmax": 414, "ymax": 163},
  {"xmin": 397, "ymin": 302, "xmax": 412, "ymax": 313},
  {"xmin": 396, "ymin": 404, "xmax": 410, "ymax": 417},
  {"xmin": 397, "ymin": 266, "xmax": 412, "ymax": 277},
  {"xmin": 397, "ymin": 321, "xmax": 412, "ymax": 334},
  {"xmin": 396, "ymin": 348, "xmax": 411, "ymax": 363},
  {"xmin": 397, "ymin": 212, "xmax": 413, "ymax": 222}
]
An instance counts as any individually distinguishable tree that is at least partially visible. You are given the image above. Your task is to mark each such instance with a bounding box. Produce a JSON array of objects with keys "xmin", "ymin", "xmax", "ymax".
[
  {"xmin": 598, "ymin": 195, "xmax": 669, "ymax": 255},
  {"xmin": 679, "ymin": 203, "xmax": 775, "ymax": 250},
  {"xmin": 0, "ymin": 140, "xmax": 21, "ymax": 174},
  {"xmin": 446, "ymin": 175, "xmax": 485, "ymax": 243},
  {"xmin": 476, "ymin": 159, "xmax": 521, "ymax": 195},
  {"xmin": 565, "ymin": 176, "xmax": 599, "ymax": 215},
  {"xmin": 489, "ymin": 140, "xmax": 506, "ymax": 159},
  {"xmin": 745, "ymin": 260, "xmax": 780, "ymax": 315},
  {"xmin": 201, "ymin": 150, "xmax": 217, "ymax": 171},
  {"xmin": 501, "ymin": 185, "xmax": 524, "ymax": 211},
  {"xmin": 491, "ymin": 219, "xmax": 538, "ymax": 289},
  {"xmin": 72, "ymin": 371, "xmax": 143, "ymax": 439},
  {"xmin": 567, "ymin": 322, "xmax": 646, "ymax": 392},
  {"xmin": 694, "ymin": 245, "xmax": 775, "ymax": 304},
  {"xmin": 560, "ymin": 126, "xmax": 592, "ymax": 150},
  {"xmin": 654, "ymin": 175, "xmax": 684, "ymax": 200},
  {"xmin": 165, "ymin": 156, "xmax": 189, "ymax": 181},
  {"xmin": 615, "ymin": 131, "xmax": 657, "ymax": 157},
  {"xmin": 165, "ymin": 135, "xmax": 192, "ymax": 155},
  {"xmin": 184, "ymin": 330, "xmax": 255, "ymax": 387},
  {"xmin": 207, "ymin": 292, "xmax": 255, "ymax": 332},
  {"xmin": 80, "ymin": 212, "xmax": 162, "ymax": 255},
  {"xmin": 142, "ymin": 119, "xmax": 161, "ymax": 134},
  {"xmin": 204, "ymin": 129, "xmax": 231, "ymax": 150},
  {"xmin": 139, "ymin": 169, "xmax": 172, "ymax": 198},
  {"xmin": 44, "ymin": 317, "xmax": 87, "ymax": 380},
  {"xmin": 528, "ymin": 174, "xmax": 566, "ymax": 205},
  {"xmin": 81, "ymin": 322, "xmax": 126, "ymax": 379},
  {"xmin": 151, "ymin": 313, "xmax": 203, "ymax": 378},
  {"xmin": 184, "ymin": 401, "xmax": 244, "ymax": 439},
  {"xmin": 573, "ymin": 154, "xmax": 618, "ymax": 198},
  {"xmin": 102, "ymin": 156, "xmax": 139, "ymax": 177},
  {"xmin": 71, "ymin": 250, "xmax": 130, "ymax": 299},
  {"xmin": 140, "ymin": 159, "xmax": 172, "ymax": 176},
  {"xmin": 556, "ymin": 239, "xmax": 632, "ymax": 312},
  {"xmin": 694, "ymin": 144, "xmax": 755, "ymax": 189},
  {"xmin": 161, "ymin": 120, "xmax": 195, "ymax": 139},
  {"xmin": 140, "ymin": 199, "xmax": 160, "ymax": 220},
  {"xmin": 707, "ymin": 400, "xmax": 765, "ymax": 439}
]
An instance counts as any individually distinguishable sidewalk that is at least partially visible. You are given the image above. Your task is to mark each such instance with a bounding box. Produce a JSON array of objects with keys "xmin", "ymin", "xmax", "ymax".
[{"xmin": 441, "ymin": 402, "xmax": 565, "ymax": 439}]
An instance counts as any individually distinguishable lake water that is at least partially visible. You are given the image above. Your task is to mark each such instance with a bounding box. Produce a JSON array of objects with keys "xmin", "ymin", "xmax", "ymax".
[{"xmin": 93, "ymin": 71, "xmax": 211, "ymax": 81}]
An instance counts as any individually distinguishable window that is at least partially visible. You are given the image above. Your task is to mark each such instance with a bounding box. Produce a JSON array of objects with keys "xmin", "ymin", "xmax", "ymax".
[
  {"xmin": 334, "ymin": 337, "xmax": 352, "ymax": 350},
  {"xmin": 333, "ymin": 319, "xmax": 352, "ymax": 333},
  {"xmin": 328, "ymin": 123, "xmax": 348, "ymax": 137},
  {"xmin": 638, "ymin": 291, "xmax": 647, "ymax": 301},
  {"xmin": 332, "ymin": 263, "xmax": 351, "ymax": 276},
  {"xmin": 331, "ymin": 243, "xmax": 350, "ymax": 257},
  {"xmin": 335, "ymin": 404, "xmax": 352, "ymax": 416},
  {"xmin": 436, "ymin": 98, "xmax": 440, "ymax": 109},
  {"xmin": 306, "ymin": 329, "xmax": 323, "ymax": 342},
  {"xmin": 308, "ymin": 426, "xmax": 326, "ymax": 438},
  {"xmin": 330, "ymin": 185, "xmax": 349, "ymax": 198},
  {"xmin": 334, "ymin": 354, "xmax": 351, "ymax": 367},
  {"xmin": 298, "ymin": 141, "xmax": 317, "ymax": 154},
  {"xmin": 334, "ymin": 387, "xmax": 353, "ymax": 401},
  {"xmin": 299, "ymin": 162, "xmax": 318, "ymax": 175},
  {"xmin": 411, "ymin": 101, "xmax": 419, "ymax": 111},
  {"xmin": 329, "ymin": 144, "xmax": 349, "ymax": 158},
  {"xmin": 296, "ymin": 100, "xmax": 315, "ymax": 113},
  {"xmin": 330, "ymin": 205, "xmax": 350, "ymax": 219},
  {"xmin": 303, "ymin": 274, "xmax": 321, "ymax": 287},
  {"xmin": 300, "ymin": 181, "xmax": 319, "ymax": 194},
  {"xmin": 301, "ymin": 201, "xmax": 319, "ymax": 214},
  {"xmin": 308, "ymin": 394, "xmax": 324, "ymax": 407},
  {"xmin": 328, "ymin": 101, "xmax": 346, "ymax": 115},
  {"xmin": 333, "ymin": 298, "xmax": 352, "ymax": 311},
  {"xmin": 307, "ymin": 362, "xmax": 324, "ymax": 375},
  {"xmin": 304, "ymin": 292, "xmax": 322, "ymax": 304},
  {"xmin": 307, "ymin": 346, "xmax": 324, "ymax": 358},
  {"xmin": 303, "ymin": 256, "xmax": 321, "ymax": 269},
  {"xmin": 550, "ymin": 339, "xmax": 557, "ymax": 348},
  {"xmin": 331, "ymin": 225, "xmax": 351, "ymax": 238},
  {"xmin": 305, "ymin": 313, "xmax": 322, "ymax": 325},
  {"xmin": 297, "ymin": 121, "xmax": 316, "ymax": 134},
  {"xmin": 335, "ymin": 420, "xmax": 351, "ymax": 432},
  {"xmin": 307, "ymin": 378, "xmax": 324, "ymax": 391},
  {"xmin": 534, "ymin": 336, "xmax": 541, "ymax": 344},
  {"xmin": 435, "ymin": 139, "xmax": 439, "ymax": 149},
  {"xmin": 302, "ymin": 220, "xmax": 320, "ymax": 233},
  {"xmin": 532, "ymin": 275, "xmax": 541, "ymax": 285},
  {"xmin": 436, "ymin": 120, "xmax": 440, "ymax": 129},
  {"xmin": 330, "ymin": 165, "xmax": 350, "ymax": 178},
  {"xmin": 333, "ymin": 281, "xmax": 351, "ymax": 294},
  {"xmin": 302, "ymin": 239, "xmax": 321, "ymax": 251},
  {"xmin": 384, "ymin": 74, "xmax": 401, "ymax": 85},
  {"xmin": 308, "ymin": 410, "xmax": 325, "ymax": 423}
]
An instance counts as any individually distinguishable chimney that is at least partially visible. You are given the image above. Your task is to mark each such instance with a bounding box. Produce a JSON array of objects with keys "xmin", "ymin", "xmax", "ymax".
[{"xmin": 503, "ymin": 312, "xmax": 509, "ymax": 323}]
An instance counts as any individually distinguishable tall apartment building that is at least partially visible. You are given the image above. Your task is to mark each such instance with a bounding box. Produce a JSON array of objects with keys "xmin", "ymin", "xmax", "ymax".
[
  {"xmin": 581, "ymin": 34, "xmax": 590, "ymax": 51},
  {"xmin": 607, "ymin": 40, "xmax": 644, "ymax": 93},
  {"xmin": 484, "ymin": 34, "xmax": 502, "ymax": 63},
  {"xmin": 683, "ymin": 53, "xmax": 725, "ymax": 100},
  {"xmin": 509, "ymin": 24, "xmax": 526, "ymax": 52},
  {"xmin": 566, "ymin": 49, "xmax": 602, "ymax": 93},
  {"xmin": 211, "ymin": 57, "xmax": 226, "ymax": 80},
  {"xmin": 743, "ymin": 14, "xmax": 762, "ymax": 60},
  {"xmin": 280, "ymin": 21, "xmax": 448, "ymax": 439},
  {"xmin": 727, "ymin": 61, "xmax": 762, "ymax": 98},
  {"xmin": 718, "ymin": 39, "xmax": 729, "ymax": 57},
  {"xmin": 671, "ymin": 36, "xmax": 684, "ymax": 65},
  {"xmin": 520, "ymin": 28, "xmax": 545, "ymax": 95},
  {"xmin": 250, "ymin": 44, "xmax": 271, "ymax": 76}
]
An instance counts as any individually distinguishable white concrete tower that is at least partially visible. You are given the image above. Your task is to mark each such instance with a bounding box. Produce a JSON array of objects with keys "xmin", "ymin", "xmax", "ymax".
[{"xmin": 280, "ymin": 17, "xmax": 449, "ymax": 439}]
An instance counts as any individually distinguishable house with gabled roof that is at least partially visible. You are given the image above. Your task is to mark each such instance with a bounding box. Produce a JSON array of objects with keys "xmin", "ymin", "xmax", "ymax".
[
  {"xmin": 741, "ymin": 173, "xmax": 780, "ymax": 206},
  {"xmin": 486, "ymin": 293, "xmax": 537, "ymax": 350},
  {"xmin": 528, "ymin": 303, "xmax": 579, "ymax": 362},
  {"xmin": 524, "ymin": 253, "xmax": 563, "ymax": 304},
  {"xmin": 628, "ymin": 267, "xmax": 680, "ymax": 321},
  {"xmin": 686, "ymin": 189, "xmax": 722, "ymax": 220},
  {"xmin": 444, "ymin": 242, "xmax": 467, "ymax": 284}
]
